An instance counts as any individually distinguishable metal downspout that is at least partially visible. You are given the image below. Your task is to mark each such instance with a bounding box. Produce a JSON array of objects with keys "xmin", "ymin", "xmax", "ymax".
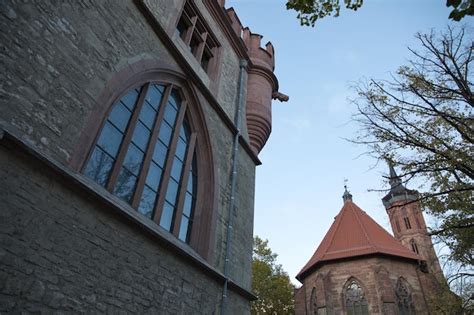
[{"xmin": 220, "ymin": 59, "xmax": 248, "ymax": 315}]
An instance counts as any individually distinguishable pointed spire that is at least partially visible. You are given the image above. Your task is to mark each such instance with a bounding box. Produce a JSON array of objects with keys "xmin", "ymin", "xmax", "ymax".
[
  {"xmin": 382, "ymin": 161, "xmax": 418, "ymax": 208},
  {"xmin": 342, "ymin": 181, "xmax": 352, "ymax": 203},
  {"xmin": 388, "ymin": 161, "xmax": 402, "ymax": 188}
]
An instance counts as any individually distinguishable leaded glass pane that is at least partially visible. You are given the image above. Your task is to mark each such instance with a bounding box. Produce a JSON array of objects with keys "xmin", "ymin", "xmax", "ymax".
[
  {"xmin": 122, "ymin": 143, "xmax": 144, "ymax": 176},
  {"xmin": 183, "ymin": 192, "xmax": 193, "ymax": 216},
  {"xmin": 138, "ymin": 185, "xmax": 157, "ymax": 219},
  {"xmin": 145, "ymin": 84, "xmax": 164, "ymax": 110},
  {"xmin": 170, "ymin": 157, "xmax": 183, "ymax": 181},
  {"xmin": 178, "ymin": 217, "xmax": 189, "ymax": 241},
  {"xmin": 84, "ymin": 87, "xmax": 140, "ymax": 188},
  {"xmin": 165, "ymin": 178, "xmax": 179, "ymax": 205},
  {"xmin": 109, "ymin": 102, "xmax": 132, "ymax": 132},
  {"xmin": 164, "ymin": 103, "xmax": 178, "ymax": 125},
  {"xmin": 121, "ymin": 89, "xmax": 140, "ymax": 111},
  {"xmin": 84, "ymin": 147, "xmax": 114, "ymax": 186},
  {"xmin": 152, "ymin": 140, "xmax": 168, "ymax": 167},
  {"xmin": 131, "ymin": 121, "xmax": 150, "ymax": 151},
  {"xmin": 158, "ymin": 122, "xmax": 173, "ymax": 146},
  {"xmin": 113, "ymin": 168, "xmax": 137, "ymax": 203},
  {"xmin": 176, "ymin": 138, "xmax": 187, "ymax": 161},
  {"xmin": 160, "ymin": 201, "xmax": 175, "ymax": 231},
  {"xmin": 168, "ymin": 89, "xmax": 181, "ymax": 110},
  {"xmin": 146, "ymin": 162, "xmax": 162, "ymax": 191},
  {"xmin": 97, "ymin": 122, "xmax": 123, "ymax": 157},
  {"xmin": 139, "ymin": 102, "xmax": 157, "ymax": 130}
]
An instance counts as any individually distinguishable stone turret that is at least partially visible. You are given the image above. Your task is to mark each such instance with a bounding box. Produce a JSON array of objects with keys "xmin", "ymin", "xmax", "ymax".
[
  {"xmin": 242, "ymin": 27, "xmax": 279, "ymax": 154},
  {"xmin": 223, "ymin": 4, "xmax": 288, "ymax": 154}
]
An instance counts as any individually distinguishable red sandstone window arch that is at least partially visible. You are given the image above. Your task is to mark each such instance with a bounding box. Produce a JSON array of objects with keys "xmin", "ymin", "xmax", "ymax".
[
  {"xmin": 83, "ymin": 83, "xmax": 198, "ymax": 242},
  {"xmin": 71, "ymin": 61, "xmax": 215, "ymax": 258}
]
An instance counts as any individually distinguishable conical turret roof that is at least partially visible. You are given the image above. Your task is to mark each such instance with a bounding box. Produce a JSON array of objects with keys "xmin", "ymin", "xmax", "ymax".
[{"xmin": 296, "ymin": 200, "xmax": 421, "ymax": 281}]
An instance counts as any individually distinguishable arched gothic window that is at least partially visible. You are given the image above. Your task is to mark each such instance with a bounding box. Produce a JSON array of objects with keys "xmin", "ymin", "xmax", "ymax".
[
  {"xmin": 410, "ymin": 239, "xmax": 419, "ymax": 254},
  {"xmin": 310, "ymin": 288, "xmax": 317, "ymax": 315},
  {"xmin": 83, "ymin": 82, "xmax": 197, "ymax": 243},
  {"xmin": 344, "ymin": 279, "xmax": 368, "ymax": 315},
  {"xmin": 396, "ymin": 278, "xmax": 415, "ymax": 315}
]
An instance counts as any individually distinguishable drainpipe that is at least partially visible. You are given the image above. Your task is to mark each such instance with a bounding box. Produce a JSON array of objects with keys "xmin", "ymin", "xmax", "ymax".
[{"xmin": 220, "ymin": 59, "xmax": 248, "ymax": 315}]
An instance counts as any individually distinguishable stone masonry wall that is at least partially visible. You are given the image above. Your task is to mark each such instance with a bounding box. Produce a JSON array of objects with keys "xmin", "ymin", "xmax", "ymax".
[
  {"xmin": 0, "ymin": 0, "xmax": 257, "ymax": 311},
  {"xmin": 298, "ymin": 257, "xmax": 430, "ymax": 315},
  {"xmin": 0, "ymin": 0, "xmax": 180, "ymax": 164},
  {"xmin": 0, "ymin": 142, "xmax": 249, "ymax": 314}
]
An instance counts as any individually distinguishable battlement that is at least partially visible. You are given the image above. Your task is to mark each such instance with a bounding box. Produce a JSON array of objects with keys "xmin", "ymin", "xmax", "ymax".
[
  {"xmin": 223, "ymin": 6, "xmax": 275, "ymax": 71},
  {"xmin": 217, "ymin": 1, "xmax": 286, "ymax": 155},
  {"xmin": 242, "ymin": 28, "xmax": 275, "ymax": 71}
]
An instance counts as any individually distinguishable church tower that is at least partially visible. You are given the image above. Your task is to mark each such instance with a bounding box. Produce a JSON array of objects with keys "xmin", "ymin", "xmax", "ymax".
[{"xmin": 382, "ymin": 165, "xmax": 444, "ymax": 283}]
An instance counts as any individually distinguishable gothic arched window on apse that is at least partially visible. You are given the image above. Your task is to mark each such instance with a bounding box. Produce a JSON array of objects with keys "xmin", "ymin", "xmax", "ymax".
[
  {"xmin": 310, "ymin": 287, "xmax": 317, "ymax": 315},
  {"xmin": 344, "ymin": 279, "xmax": 369, "ymax": 315},
  {"xmin": 83, "ymin": 82, "xmax": 198, "ymax": 243},
  {"xmin": 396, "ymin": 278, "xmax": 415, "ymax": 315}
]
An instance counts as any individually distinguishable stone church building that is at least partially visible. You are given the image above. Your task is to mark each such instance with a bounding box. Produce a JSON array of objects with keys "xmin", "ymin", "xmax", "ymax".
[
  {"xmin": 0, "ymin": 1, "xmax": 286, "ymax": 313},
  {"xmin": 294, "ymin": 167, "xmax": 445, "ymax": 315}
]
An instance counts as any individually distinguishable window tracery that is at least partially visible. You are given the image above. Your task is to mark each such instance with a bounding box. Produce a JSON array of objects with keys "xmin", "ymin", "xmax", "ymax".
[
  {"xmin": 344, "ymin": 279, "xmax": 368, "ymax": 315},
  {"xmin": 310, "ymin": 288, "xmax": 317, "ymax": 315},
  {"xmin": 396, "ymin": 278, "xmax": 415, "ymax": 315}
]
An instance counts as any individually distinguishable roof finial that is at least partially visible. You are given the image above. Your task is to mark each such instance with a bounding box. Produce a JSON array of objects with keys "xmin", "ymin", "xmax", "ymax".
[{"xmin": 343, "ymin": 179, "xmax": 352, "ymax": 203}]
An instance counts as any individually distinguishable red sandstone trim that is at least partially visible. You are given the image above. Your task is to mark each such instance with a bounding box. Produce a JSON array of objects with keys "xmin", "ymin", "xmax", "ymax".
[{"xmin": 134, "ymin": 0, "xmax": 261, "ymax": 165}]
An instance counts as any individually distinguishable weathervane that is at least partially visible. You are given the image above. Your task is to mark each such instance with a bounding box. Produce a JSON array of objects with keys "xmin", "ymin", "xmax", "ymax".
[{"xmin": 343, "ymin": 178, "xmax": 352, "ymax": 202}]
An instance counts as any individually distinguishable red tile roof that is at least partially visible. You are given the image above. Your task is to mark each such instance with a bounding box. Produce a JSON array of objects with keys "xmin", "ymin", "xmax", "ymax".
[{"xmin": 296, "ymin": 200, "xmax": 421, "ymax": 280}]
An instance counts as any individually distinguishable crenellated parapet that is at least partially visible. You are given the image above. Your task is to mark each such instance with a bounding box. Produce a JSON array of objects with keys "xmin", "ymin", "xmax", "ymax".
[
  {"xmin": 219, "ymin": 3, "xmax": 287, "ymax": 154},
  {"xmin": 242, "ymin": 28, "xmax": 275, "ymax": 72}
]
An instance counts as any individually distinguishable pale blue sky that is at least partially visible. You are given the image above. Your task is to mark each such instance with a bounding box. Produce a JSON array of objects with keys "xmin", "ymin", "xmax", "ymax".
[{"xmin": 226, "ymin": 0, "xmax": 472, "ymax": 284}]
